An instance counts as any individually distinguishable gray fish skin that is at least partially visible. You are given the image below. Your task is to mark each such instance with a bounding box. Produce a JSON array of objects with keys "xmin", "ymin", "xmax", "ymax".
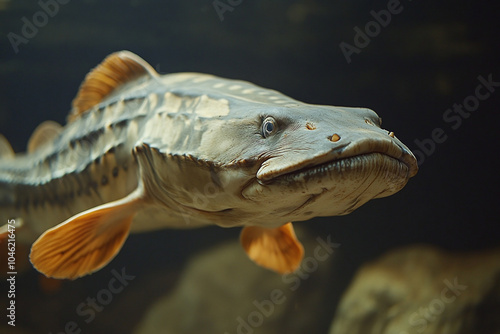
[{"xmin": 0, "ymin": 67, "xmax": 417, "ymax": 243}]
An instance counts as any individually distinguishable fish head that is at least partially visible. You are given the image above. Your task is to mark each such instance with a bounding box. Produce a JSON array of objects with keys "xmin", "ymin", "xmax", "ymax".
[
  {"xmin": 194, "ymin": 102, "xmax": 418, "ymax": 226},
  {"xmin": 137, "ymin": 75, "xmax": 418, "ymax": 227}
]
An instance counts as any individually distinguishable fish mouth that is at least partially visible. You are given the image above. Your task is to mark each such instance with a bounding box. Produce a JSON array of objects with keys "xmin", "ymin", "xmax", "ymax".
[
  {"xmin": 272, "ymin": 153, "xmax": 410, "ymax": 183},
  {"xmin": 258, "ymin": 142, "xmax": 418, "ymax": 186},
  {"xmin": 243, "ymin": 144, "xmax": 418, "ymax": 209}
]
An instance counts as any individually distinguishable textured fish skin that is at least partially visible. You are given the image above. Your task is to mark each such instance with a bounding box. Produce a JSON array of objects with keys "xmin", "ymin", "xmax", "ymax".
[{"xmin": 0, "ymin": 52, "xmax": 418, "ymax": 245}]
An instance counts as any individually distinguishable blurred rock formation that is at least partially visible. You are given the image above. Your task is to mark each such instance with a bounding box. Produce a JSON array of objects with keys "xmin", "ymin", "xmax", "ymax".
[
  {"xmin": 135, "ymin": 229, "xmax": 336, "ymax": 334},
  {"xmin": 329, "ymin": 245, "xmax": 500, "ymax": 334}
]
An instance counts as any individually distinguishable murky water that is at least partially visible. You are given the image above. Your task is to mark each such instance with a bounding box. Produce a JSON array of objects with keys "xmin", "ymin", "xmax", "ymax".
[{"xmin": 0, "ymin": 1, "xmax": 499, "ymax": 333}]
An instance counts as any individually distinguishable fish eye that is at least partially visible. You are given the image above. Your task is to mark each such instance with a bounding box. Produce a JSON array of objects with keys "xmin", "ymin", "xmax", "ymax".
[{"xmin": 261, "ymin": 117, "xmax": 278, "ymax": 138}]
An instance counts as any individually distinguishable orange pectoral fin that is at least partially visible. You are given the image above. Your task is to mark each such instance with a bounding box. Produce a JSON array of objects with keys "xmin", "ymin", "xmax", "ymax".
[
  {"xmin": 240, "ymin": 222, "xmax": 304, "ymax": 274},
  {"xmin": 30, "ymin": 188, "xmax": 144, "ymax": 280}
]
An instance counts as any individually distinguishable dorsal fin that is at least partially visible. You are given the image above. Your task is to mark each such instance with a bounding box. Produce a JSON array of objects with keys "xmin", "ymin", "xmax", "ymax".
[
  {"xmin": 27, "ymin": 120, "xmax": 62, "ymax": 153},
  {"xmin": 0, "ymin": 134, "xmax": 14, "ymax": 158},
  {"xmin": 68, "ymin": 51, "xmax": 158, "ymax": 122}
]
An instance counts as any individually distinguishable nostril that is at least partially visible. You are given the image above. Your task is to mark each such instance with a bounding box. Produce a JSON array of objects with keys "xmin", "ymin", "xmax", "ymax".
[
  {"xmin": 365, "ymin": 118, "xmax": 374, "ymax": 126},
  {"xmin": 329, "ymin": 133, "xmax": 341, "ymax": 142},
  {"xmin": 306, "ymin": 122, "xmax": 316, "ymax": 130}
]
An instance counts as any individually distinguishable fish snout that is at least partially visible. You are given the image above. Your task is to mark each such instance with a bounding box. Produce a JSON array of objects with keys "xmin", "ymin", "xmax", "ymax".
[{"xmin": 319, "ymin": 124, "xmax": 418, "ymax": 178}]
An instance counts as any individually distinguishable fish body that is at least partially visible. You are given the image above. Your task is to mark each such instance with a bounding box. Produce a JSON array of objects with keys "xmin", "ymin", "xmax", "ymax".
[{"xmin": 0, "ymin": 51, "xmax": 417, "ymax": 279}]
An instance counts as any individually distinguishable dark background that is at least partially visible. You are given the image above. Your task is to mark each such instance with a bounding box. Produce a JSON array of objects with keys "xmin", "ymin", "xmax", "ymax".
[{"xmin": 0, "ymin": 0, "xmax": 499, "ymax": 333}]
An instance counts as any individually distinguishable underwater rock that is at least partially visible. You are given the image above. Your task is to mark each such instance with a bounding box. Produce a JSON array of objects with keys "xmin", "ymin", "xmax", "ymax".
[
  {"xmin": 134, "ymin": 229, "xmax": 336, "ymax": 334},
  {"xmin": 329, "ymin": 245, "xmax": 500, "ymax": 334}
]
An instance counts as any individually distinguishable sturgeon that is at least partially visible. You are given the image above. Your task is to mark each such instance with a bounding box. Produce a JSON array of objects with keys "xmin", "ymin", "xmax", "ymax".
[{"xmin": 0, "ymin": 51, "xmax": 418, "ymax": 279}]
